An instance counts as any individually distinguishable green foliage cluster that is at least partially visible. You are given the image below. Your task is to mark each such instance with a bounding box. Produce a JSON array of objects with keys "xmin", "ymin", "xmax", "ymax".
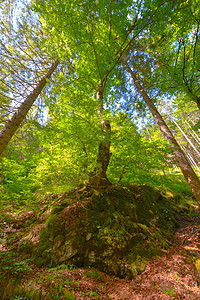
[{"xmin": 0, "ymin": 108, "xmax": 193, "ymax": 212}]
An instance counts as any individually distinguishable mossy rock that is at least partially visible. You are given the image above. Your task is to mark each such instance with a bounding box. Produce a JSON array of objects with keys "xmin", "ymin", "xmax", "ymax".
[
  {"xmin": 129, "ymin": 184, "xmax": 178, "ymax": 235},
  {"xmin": 35, "ymin": 184, "xmax": 178, "ymax": 279}
]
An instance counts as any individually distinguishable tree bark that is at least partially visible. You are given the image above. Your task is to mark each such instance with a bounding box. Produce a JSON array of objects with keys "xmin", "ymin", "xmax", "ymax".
[
  {"xmin": 89, "ymin": 84, "xmax": 112, "ymax": 187},
  {"xmin": 125, "ymin": 61, "xmax": 200, "ymax": 205},
  {"xmin": 0, "ymin": 59, "xmax": 59, "ymax": 156}
]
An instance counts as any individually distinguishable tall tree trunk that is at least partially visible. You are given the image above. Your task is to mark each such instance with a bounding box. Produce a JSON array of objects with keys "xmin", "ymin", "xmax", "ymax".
[
  {"xmin": 0, "ymin": 59, "xmax": 59, "ymax": 156},
  {"xmin": 125, "ymin": 61, "xmax": 200, "ymax": 205},
  {"xmin": 89, "ymin": 84, "xmax": 112, "ymax": 187}
]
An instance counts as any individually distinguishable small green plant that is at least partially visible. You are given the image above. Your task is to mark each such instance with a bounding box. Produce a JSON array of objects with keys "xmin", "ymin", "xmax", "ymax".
[
  {"xmin": 174, "ymin": 272, "xmax": 179, "ymax": 280},
  {"xmin": 86, "ymin": 290, "xmax": 100, "ymax": 299},
  {"xmin": 190, "ymin": 253, "xmax": 198, "ymax": 261},
  {"xmin": 84, "ymin": 268, "xmax": 104, "ymax": 282},
  {"xmin": 65, "ymin": 277, "xmax": 73, "ymax": 288},
  {"xmin": 49, "ymin": 264, "xmax": 76, "ymax": 271},
  {"xmin": 161, "ymin": 285, "xmax": 175, "ymax": 296},
  {"xmin": 59, "ymin": 282, "xmax": 63, "ymax": 293}
]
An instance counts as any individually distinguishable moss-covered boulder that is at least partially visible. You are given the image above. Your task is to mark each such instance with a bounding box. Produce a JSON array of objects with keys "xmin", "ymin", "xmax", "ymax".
[{"xmin": 35, "ymin": 184, "xmax": 178, "ymax": 279}]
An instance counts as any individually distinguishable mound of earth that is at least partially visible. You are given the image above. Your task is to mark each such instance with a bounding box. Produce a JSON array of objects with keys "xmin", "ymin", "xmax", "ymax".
[{"xmin": 35, "ymin": 184, "xmax": 178, "ymax": 279}]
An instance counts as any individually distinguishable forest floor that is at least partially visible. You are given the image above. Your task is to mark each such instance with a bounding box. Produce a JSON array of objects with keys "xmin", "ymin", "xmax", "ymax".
[{"xmin": 0, "ymin": 206, "xmax": 200, "ymax": 299}]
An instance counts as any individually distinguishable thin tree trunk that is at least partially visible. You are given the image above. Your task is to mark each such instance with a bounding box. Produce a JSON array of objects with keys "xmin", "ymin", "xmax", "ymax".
[
  {"xmin": 89, "ymin": 84, "xmax": 112, "ymax": 187},
  {"xmin": 181, "ymin": 145, "xmax": 200, "ymax": 173},
  {"xmin": 190, "ymin": 119, "xmax": 200, "ymax": 133},
  {"xmin": 168, "ymin": 114, "xmax": 200, "ymax": 159},
  {"xmin": 0, "ymin": 59, "xmax": 59, "ymax": 156},
  {"xmin": 185, "ymin": 120, "xmax": 200, "ymax": 144},
  {"xmin": 125, "ymin": 61, "xmax": 200, "ymax": 205}
]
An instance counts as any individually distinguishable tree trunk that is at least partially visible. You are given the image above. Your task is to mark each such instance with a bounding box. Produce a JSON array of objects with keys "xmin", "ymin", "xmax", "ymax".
[
  {"xmin": 89, "ymin": 84, "xmax": 112, "ymax": 187},
  {"xmin": 0, "ymin": 59, "xmax": 59, "ymax": 156},
  {"xmin": 125, "ymin": 61, "xmax": 200, "ymax": 205},
  {"xmin": 185, "ymin": 120, "xmax": 200, "ymax": 145},
  {"xmin": 168, "ymin": 114, "xmax": 200, "ymax": 159}
]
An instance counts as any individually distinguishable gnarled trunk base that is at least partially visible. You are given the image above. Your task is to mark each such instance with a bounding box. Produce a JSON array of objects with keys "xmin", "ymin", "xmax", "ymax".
[{"xmin": 89, "ymin": 120, "xmax": 112, "ymax": 187}]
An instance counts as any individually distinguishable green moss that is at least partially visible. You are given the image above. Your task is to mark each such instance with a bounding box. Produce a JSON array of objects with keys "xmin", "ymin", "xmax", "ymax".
[
  {"xmin": 195, "ymin": 259, "xmax": 200, "ymax": 275},
  {"xmin": 54, "ymin": 235, "xmax": 64, "ymax": 243},
  {"xmin": 63, "ymin": 289, "xmax": 76, "ymax": 299},
  {"xmin": 35, "ymin": 256, "xmax": 45, "ymax": 268},
  {"xmin": 37, "ymin": 229, "xmax": 51, "ymax": 253},
  {"xmin": 130, "ymin": 185, "xmax": 178, "ymax": 240},
  {"xmin": 35, "ymin": 226, "xmax": 52, "ymax": 267},
  {"xmin": 46, "ymin": 214, "xmax": 58, "ymax": 232},
  {"xmin": 50, "ymin": 200, "xmax": 71, "ymax": 215}
]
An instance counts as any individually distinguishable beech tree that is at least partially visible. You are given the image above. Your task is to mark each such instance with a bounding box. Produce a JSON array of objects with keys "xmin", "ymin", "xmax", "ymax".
[{"xmin": 33, "ymin": 0, "xmax": 184, "ymax": 186}]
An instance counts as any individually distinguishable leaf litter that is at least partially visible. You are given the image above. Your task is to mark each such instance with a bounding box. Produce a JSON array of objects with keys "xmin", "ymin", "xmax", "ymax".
[{"xmin": 0, "ymin": 209, "xmax": 200, "ymax": 299}]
